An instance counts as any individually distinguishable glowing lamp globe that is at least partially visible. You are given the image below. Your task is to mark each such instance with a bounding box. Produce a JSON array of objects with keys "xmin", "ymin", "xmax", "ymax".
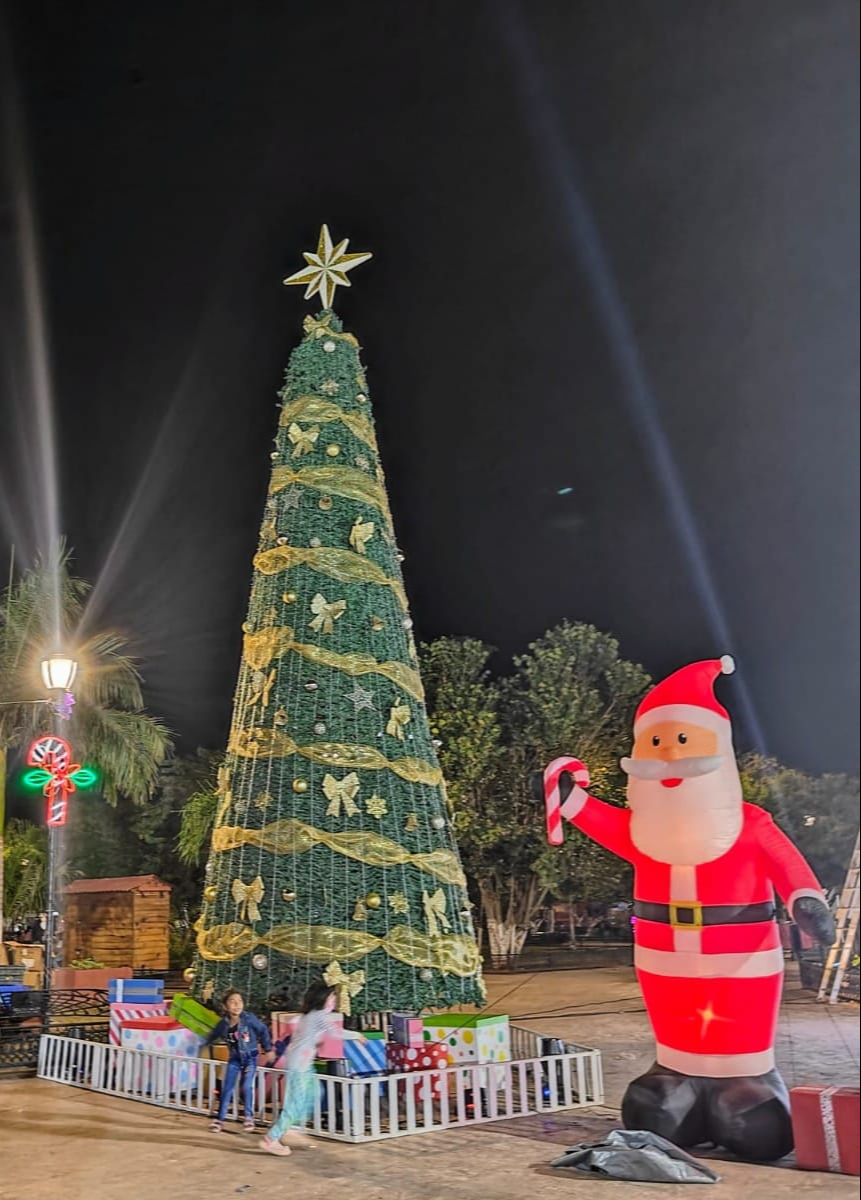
[{"xmin": 41, "ymin": 654, "xmax": 78, "ymax": 693}]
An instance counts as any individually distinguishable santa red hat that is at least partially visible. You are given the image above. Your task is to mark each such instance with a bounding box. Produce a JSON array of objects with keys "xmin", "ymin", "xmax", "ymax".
[{"xmin": 634, "ymin": 656, "xmax": 736, "ymax": 737}]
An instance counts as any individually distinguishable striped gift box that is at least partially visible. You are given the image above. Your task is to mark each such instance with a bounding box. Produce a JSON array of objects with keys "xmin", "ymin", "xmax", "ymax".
[
  {"xmin": 109, "ymin": 1002, "xmax": 168, "ymax": 1045},
  {"xmin": 344, "ymin": 1032, "xmax": 387, "ymax": 1076}
]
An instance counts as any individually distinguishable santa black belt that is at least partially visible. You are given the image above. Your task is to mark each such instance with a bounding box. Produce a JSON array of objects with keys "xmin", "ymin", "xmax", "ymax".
[{"xmin": 633, "ymin": 901, "xmax": 776, "ymax": 928}]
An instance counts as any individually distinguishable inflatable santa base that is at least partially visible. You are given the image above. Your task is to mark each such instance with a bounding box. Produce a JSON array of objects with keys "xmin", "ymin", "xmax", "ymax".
[
  {"xmin": 537, "ymin": 655, "xmax": 836, "ymax": 1164},
  {"xmin": 622, "ymin": 1062, "xmax": 793, "ymax": 1162}
]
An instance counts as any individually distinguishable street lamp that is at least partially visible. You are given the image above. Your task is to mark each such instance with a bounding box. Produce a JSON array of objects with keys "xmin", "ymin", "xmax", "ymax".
[
  {"xmin": 39, "ymin": 653, "xmax": 79, "ymax": 987},
  {"xmin": 40, "ymin": 654, "xmax": 78, "ymax": 693}
]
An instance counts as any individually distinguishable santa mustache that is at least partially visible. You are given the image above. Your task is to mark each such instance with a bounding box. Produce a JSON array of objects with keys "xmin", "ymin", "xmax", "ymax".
[{"xmin": 620, "ymin": 754, "xmax": 724, "ymax": 781}]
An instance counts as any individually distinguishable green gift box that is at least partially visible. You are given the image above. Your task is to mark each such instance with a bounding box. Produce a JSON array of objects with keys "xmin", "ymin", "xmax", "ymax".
[
  {"xmin": 422, "ymin": 1013, "xmax": 511, "ymax": 1065},
  {"xmin": 169, "ymin": 992, "xmax": 220, "ymax": 1038}
]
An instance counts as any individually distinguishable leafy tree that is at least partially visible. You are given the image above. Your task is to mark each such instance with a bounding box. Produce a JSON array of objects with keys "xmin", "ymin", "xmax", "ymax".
[
  {"xmin": 423, "ymin": 623, "xmax": 650, "ymax": 963},
  {"xmin": 739, "ymin": 754, "xmax": 858, "ymax": 891},
  {"xmin": 0, "ymin": 546, "xmax": 172, "ymax": 931},
  {"xmin": 3, "ymin": 818, "xmax": 50, "ymax": 923}
]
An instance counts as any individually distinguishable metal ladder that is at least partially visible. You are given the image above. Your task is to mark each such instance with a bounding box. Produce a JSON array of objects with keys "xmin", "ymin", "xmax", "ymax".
[{"xmin": 817, "ymin": 829, "xmax": 860, "ymax": 1004}]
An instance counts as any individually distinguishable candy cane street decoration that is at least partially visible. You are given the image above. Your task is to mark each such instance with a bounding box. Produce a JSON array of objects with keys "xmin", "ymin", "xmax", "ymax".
[{"xmin": 23, "ymin": 735, "xmax": 97, "ymax": 827}]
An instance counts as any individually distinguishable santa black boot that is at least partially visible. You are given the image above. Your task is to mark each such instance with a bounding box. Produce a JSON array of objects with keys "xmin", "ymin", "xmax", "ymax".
[
  {"xmin": 621, "ymin": 1063, "xmax": 709, "ymax": 1149},
  {"xmin": 704, "ymin": 1069, "xmax": 793, "ymax": 1162}
]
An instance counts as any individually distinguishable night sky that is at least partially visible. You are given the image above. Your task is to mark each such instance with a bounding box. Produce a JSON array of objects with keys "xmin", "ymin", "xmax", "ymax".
[{"xmin": 1, "ymin": 2, "xmax": 858, "ymax": 775}]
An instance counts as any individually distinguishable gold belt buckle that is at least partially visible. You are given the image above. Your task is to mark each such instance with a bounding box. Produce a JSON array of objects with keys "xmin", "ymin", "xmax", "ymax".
[{"xmin": 669, "ymin": 901, "xmax": 703, "ymax": 929}]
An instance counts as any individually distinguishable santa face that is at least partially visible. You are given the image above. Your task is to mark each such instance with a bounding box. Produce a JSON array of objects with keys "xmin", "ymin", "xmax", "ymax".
[{"xmin": 621, "ymin": 719, "xmax": 744, "ymax": 865}]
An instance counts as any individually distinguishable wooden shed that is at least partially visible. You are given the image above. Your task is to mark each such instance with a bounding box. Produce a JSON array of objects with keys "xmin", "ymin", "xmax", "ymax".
[{"xmin": 63, "ymin": 875, "xmax": 171, "ymax": 971}]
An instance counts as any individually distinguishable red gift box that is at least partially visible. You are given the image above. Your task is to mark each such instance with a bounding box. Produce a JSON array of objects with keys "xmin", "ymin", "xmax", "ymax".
[
  {"xmin": 790, "ymin": 1086, "xmax": 860, "ymax": 1176},
  {"xmin": 121, "ymin": 1015, "xmax": 182, "ymax": 1032},
  {"xmin": 386, "ymin": 1041, "xmax": 450, "ymax": 1101}
]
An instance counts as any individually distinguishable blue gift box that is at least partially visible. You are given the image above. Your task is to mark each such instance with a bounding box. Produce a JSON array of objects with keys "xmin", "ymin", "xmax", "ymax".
[
  {"xmin": 108, "ymin": 979, "xmax": 164, "ymax": 1003},
  {"xmin": 344, "ymin": 1032, "xmax": 387, "ymax": 1077},
  {"xmin": 0, "ymin": 983, "xmax": 29, "ymax": 1010}
]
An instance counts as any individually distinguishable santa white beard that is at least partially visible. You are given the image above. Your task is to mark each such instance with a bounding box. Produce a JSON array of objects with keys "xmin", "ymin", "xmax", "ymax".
[{"xmin": 626, "ymin": 756, "xmax": 744, "ymax": 865}]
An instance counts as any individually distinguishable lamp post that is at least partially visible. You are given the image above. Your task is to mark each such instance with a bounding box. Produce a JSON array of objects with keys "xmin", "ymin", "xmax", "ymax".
[{"xmin": 40, "ymin": 653, "xmax": 78, "ymax": 985}]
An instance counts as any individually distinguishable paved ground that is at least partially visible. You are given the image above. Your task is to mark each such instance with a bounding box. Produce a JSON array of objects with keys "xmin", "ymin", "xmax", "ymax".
[{"xmin": 0, "ymin": 964, "xmax": 857, "ymax": 1200}]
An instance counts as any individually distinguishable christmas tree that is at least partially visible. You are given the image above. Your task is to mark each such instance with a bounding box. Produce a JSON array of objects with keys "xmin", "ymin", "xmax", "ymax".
[{"xmin": 192, "ymin": 227, "xmax": 484, "ymax": 1015}]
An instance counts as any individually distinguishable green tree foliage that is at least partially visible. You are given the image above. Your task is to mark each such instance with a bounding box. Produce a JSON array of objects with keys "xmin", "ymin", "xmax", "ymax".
[
  {"xmin": 0, "ymin": 546, "xmax": 172, "ymax": 930},
  {"xmin": 66, "ymin": 748, "xmax": 222, "ymax": 912},
  {"xmin": 3, "ymin": 818, "xmax": 50, "ymax": 922},
  {"xmin": 739, "ymin": 754, "xmax": 858, "ymax": 891},
  {"xmin": 423, "ymin": 623, "xmax": 651, "ymax": 962}
]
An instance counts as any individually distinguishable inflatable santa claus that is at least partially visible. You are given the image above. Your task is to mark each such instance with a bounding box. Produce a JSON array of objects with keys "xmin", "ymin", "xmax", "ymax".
[{"xmin": 537, "ymin": 656, "xmax": 835, "ymax": 1161}]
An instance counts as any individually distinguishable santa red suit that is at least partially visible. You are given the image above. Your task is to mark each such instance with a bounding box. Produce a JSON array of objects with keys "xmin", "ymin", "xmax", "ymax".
[{"xmin": 540, "ymin": 657, "xmax": 835, "ymax": 1161}]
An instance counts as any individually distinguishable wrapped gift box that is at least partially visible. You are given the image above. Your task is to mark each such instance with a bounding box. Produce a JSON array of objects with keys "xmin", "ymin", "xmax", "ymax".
[
  {"xmin": 387, "ymin": 1041, "xmax": 451, "ymax": 1101},
  {"xmin": 109, "ymin": 978, "xmax": 164, "ymax": 1004},
  {"xmin": 423, "ymin": 1013, "xmax": 511, "ymax": 1089},
  {"xmin": 169, "ymin": 992, "xmax": 220, "ymax": 1038},
  {"xmin": 120, "ymin": 1019, "xmax": 203, "ymax": 1092},
  {"xmin": 109, "ymin": 1001, "xmax": 168, "ymax": 1045},
  {"xmin": 271, "ymin": 1010, "xmax": 344, "ymax": 1060},
  {"xmin": 791, "ymin": 1086, "xmax": 860, "ymax": 1176},
  {"xmin": 423, "ymin": 1013, "xmax": 510, "ymax": 1064},
  {"xmin": 390, "ymin": 1012, "xmax": 425, "ymax": 1048},
  {"xmin": 345, "ymin": 1031, "xmax": 387, "ymax": 1076}
]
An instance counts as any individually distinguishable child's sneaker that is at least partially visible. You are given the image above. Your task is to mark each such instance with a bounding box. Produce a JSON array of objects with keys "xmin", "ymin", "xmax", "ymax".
[
  {"xmin": 243, "ymin": 1119, "xmax": 256, "ymax": 1132},
  {"xmin": 209, "ymin": 1121, "xmax": 223, "ymax": 1133},
  {"xmin": 259, "ymin": 1137, "xmax": 291, "ymax": 1156}
]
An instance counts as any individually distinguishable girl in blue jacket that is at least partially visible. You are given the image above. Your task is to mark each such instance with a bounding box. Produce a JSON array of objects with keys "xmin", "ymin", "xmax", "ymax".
[{"xmin": 206, "ymin": 990, "xmax": 274, "ymax": 1131}]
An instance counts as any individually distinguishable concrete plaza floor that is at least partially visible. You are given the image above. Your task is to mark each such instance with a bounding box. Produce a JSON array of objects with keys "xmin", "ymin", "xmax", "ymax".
[{"xmin": 0, "ymin": 964, "xmax": 857, "ymax": 1200}]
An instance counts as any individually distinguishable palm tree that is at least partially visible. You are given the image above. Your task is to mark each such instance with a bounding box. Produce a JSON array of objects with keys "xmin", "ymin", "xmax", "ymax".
[
  {"xmin": 1, "ymin": 545, "xmax": 172, "ymax": 933},
  {"xmin": 3, "ymin": 818, "xmax": 50, "ymax": 923}
]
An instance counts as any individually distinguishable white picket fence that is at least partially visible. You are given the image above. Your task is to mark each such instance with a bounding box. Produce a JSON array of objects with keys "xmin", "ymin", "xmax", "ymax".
[{"xmin": 38, "ymin": 1027, "xmax": 603, "ymax": 1143}]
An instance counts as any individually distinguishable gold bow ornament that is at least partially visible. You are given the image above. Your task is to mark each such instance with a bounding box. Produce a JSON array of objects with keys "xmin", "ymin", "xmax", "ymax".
[
  {"xmin": 309, "ymin": 593, "xmax": 347, "ymax": 635},
  {"xmin": 349, "ymin": 517, "xmax": 375, "ymax": 556},
  {"xmin": 323, "ymin": 960, "xmax": 366, "ymax": 1016},
  {"xmin": 322, "ymin": 772, "xmax": 361, "ymax": 819},
  {"xmin": 288, "ymin": 422, "xmax": 320, "ymax": 458},
  {"xmin": 423, "ymin": 888, "xmax": 451, "ymax": 939},
  {"xmin": 249, "ymin": 668, "xmax": 276, "ymax": 708},
  {"xmin": 386, "ymin": 698, "xmax": 411, "ymax": 741},
  {"xmin": 232, "ymin": 876, "xmax": 265, "ymax": 924}
]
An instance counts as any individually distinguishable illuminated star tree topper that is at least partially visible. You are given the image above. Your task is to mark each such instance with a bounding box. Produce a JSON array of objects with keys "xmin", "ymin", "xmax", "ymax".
[{"xmin": 282, "ymin": 224, "xmax": 372, "ymax": 310}]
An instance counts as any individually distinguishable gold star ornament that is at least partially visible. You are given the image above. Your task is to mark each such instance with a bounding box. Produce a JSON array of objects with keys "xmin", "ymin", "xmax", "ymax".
[{"xmin": 283, "ymin": 224, "xmax": 372, "ymax": 310}]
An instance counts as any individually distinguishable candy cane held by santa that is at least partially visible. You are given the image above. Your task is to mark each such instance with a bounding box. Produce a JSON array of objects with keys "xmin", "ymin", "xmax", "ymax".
[{"xmin": 543, "ymin": 757, "xmax": 591, "ymax": 845}]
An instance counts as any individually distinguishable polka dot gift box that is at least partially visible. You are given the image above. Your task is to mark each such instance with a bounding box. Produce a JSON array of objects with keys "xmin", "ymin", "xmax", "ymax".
[
  {"xmin": 120, "ymin": 1016, "xmax": 203, "ymax": 1093},
  {"xmin": 422, "ymin": 1013, "xmax": 511, "ymax": 1088},
  {"xmin": 386, "ymin": 1041, "xmax": 451, "ymax": 1101}
]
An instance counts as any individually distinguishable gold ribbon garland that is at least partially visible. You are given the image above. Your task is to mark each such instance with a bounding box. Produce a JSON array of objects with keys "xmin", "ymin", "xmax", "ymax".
[
  {"xmin": 302, "ymin": 312, "xmax": 360, "ymax": 347},
  {"xmin": 241, "ymin": 624, "xmax": 424, "ymax": 701},
  {"xmin": 231, "ymin": 876, "xmax": 265, "ymax": 923},
  {"xmin": 211, "ymin": 816, "xmax": 466, "ymax": 887},
  {"xmin": 280, "ymin": 395, "xmax": 378, "ymax": 455},
  {"xmin": 269, "ymin": 465, "xmax": 393, "ymax": 530},
  {"xmin": 228, "ymin": 727, "xmax": 442, "ymax": 786},
  {"xmin": 253, "ymin": 544, "xmax": 406, "ymax": 611},
  {"xmin": 322, "ymin": 772, "xmax": 360, "ymax": 818},
  {"xmin": 422, "ymin": 888, "xmax": 451, "ymax": 938},
  {"xmin": 322, "ymin": 960, "xmax": 366, "ymax": 1016},
  {"xmin": 195, "ymin": 919, "xmax": 482, "ymax": 978},
  {"xmin": 309, "ymin": 592, "xmax": 347, "ymax": 635}
]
